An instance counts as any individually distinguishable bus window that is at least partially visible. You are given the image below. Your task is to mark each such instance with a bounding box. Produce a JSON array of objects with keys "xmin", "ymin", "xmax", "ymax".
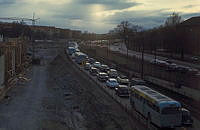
[
  {"xmin": 161, "ymin": 107, "xmax": 180, "ymax": 114},
  {"xmin": 147, "ymin": 101, "xmax": 160, "ymax": 113}
]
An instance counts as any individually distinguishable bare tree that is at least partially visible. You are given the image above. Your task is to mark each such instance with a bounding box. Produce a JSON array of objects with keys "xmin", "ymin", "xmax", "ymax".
[{"xmin": 165, "ymin": 12, "xmax": 182, "ymax": 26}]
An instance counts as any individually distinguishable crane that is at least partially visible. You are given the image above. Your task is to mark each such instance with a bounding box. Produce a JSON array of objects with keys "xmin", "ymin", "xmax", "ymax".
[{"xmin": 0, "ymin": 13, "xmax": 40, "ymax": 26}]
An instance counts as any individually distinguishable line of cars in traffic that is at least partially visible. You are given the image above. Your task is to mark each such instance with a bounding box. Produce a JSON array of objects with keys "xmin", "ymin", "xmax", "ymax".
[
  {"xmin": 66, "ymin": 44, "xmax": 194, "ymax": 128},
  {"xmin": 67, "ymin": 45, "xmax": 143, "ymax": 97},
  {"xmin": 150, "ymin": 58, "xmax": 199, "ymax": 75},
  {"xmin": 84, "ymin": 57, "xmax": 132, "ymax": 97}
]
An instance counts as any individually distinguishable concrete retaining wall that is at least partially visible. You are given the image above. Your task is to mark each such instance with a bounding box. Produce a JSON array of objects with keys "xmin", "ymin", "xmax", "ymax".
[{"xmin": 144, "ymin": 76, "xmax": 200, "ymax": 101}]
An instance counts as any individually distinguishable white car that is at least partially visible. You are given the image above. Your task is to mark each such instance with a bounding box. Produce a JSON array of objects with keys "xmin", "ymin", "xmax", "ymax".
[
  {"xmin": 84, "ymin": 62, "xmax": 91, "ymax": 70},
  {"xmin": 108, "ymin": 69, "xmax": 118, "ymax": 78},
  {"xmin": 106, "ymin": 78, "xmax": 119, "ymax": 88},
  {"xmin": 117, "ymin": 75, "xmax": 129, "ymax": 85},
  {"xmin": 93, "ymin": 62, "xmax": 101, "ymax": 68}
]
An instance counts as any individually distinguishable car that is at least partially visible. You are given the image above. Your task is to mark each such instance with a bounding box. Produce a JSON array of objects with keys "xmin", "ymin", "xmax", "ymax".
[
  {"xmin": 157, "ymin": 60, "xmax": 169, "ymax": 67},
  {"xmin": 106, "ymin": 78, "xmax": 119, "ymax": 89},
  {"xmin": 150, "ymin": 59, "xmax": 169, "ymax": 67},
  {"xmin": 176, "ymin": 65, "xmax": 190, "ymax": 73},
  {"xmin": 165, "ymin": 59, "xmax": 173, "ymax": 64},
  {"xmin": 130, "ymin": 78, "xmax": 146, "ymax": 87},
  {"xmin": 117, "ymin": 75, "xmax": 129, "ymax": 85},
  {"xmin": 84, "ymin": 62, "xmax": 91, "ymax": 70},
  {"xmin": 97, "ymin": 72, "xmax": 109, "ymax": 82},
  {"xmin": 75, "ymin": 48, "xmax": 80, "ymax": 52},
  {"xmin": 188, "ymin": 68, "xmax": 199, "ymax": 75},
  {"xmin": 71, "ymin": 52, "xmax": 78, "ymax": 59},
  {"xmin": 166, "ymin": 63, "xmax": 177, "ymax": 71},
  {"xmin": 88, "ymin": 58, "xmax": 96, "ymax": 64},
  {"xmin": 89, "ymin": 67, "xmax": 99, "ymax": 76},
  {"xmin": 100, "ymin": 64, "xmax": 110, "ymax": 72},
  {"xmin": 93, "ymin": 62, "xmax": 101, "ymax": 68},
  {"xmin": 150, "ymin": 59, "xmax": 160, "ymax": 64},
  {"xmin": 181, "ymin": 108, "xmax": 193, "ymax": 126},
  {"xmin": 108, "ymin": 69, "xmax": 118, "ymax": 78},
  {"xmin": 71, "ymin": 49, "xmax": 81, "ymax": 59},
  {"xmin": 191, "ymin": 56, "xmax": 199, "ymax": 62},
  {"xmin": 115, "ymin": 85, "xmax": 129, "ymax": 97}
]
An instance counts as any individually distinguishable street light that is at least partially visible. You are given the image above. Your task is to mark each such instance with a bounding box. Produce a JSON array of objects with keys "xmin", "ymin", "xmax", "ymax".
[
  {"xmin": 126, "ymin": 35, "xmax": 129, "ymax": 60},
  {"xmin": 141, "ymin": 33, "xmax": 144, "ymax": 79}
]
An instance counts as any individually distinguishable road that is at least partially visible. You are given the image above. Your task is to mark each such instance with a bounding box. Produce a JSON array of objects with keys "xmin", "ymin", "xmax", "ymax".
[
  {"xmin": 78, "ymin": 42, "xmax": 200, "ymax": 130},
  {"xmin": 0, "ymin": 42, "xmax": 145, "ymax": 130},
  {"xmin": 71, "ymin": 56, "xmax": 200, "ymax": 130},
  {"xmin": 109, "ymin": 43, "xmax": 200, "ymax": 70}
]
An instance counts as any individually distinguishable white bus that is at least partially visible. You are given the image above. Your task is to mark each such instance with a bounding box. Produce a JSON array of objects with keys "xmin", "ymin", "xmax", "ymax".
[{"xmin": 130, "ymin": 85, "xmax": 182, "ymax": 128}]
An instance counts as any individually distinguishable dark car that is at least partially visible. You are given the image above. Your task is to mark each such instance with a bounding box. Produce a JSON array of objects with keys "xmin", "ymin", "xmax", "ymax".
[
  {"xmin": 88, "ymin": 58, "xmax": 96, "ymax": 64},
  {"xmin": 165, "ymin": 59, "xmax": 173, "ymax": 64},
  {"xmin": 97, "ymin": 72, "xmax": 109, "ymax": 82},
  {"xmin": 130, "ymin": 78, "xmax": 146, "ymax": 87},
  {"xmin": 89, "ymin": 67, "xmax": 99, "ymax": 76},
  {"xmin": 100, "ymin": 64, "xmax": 110, "ymax": 72},
  {"xmin": 176, "ymin": 65, "xmax": 190, "ymax": 73},
  {"xmin": 115, "ymin": 85, "xmax": 129, "ymax": 97},
  {"xmin": 191, "ymin": 56, "xmax": 200, "ymax": 63}
]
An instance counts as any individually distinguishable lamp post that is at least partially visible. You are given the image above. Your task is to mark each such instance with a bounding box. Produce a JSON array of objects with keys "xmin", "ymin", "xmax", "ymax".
[
  {"xmin": 141, "ymin": 33, "xmax": 144, "ymax": 79},
  {"xmin": 126, "ymin": 35, "xmax": 129, "ymax": 60}
]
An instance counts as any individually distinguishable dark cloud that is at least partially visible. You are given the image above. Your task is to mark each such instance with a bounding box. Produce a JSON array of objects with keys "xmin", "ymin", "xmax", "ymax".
[
  {"xmin": 0, "ymin": 0, "xmax": 199, "ymax": 33},
  {"xmin": 0, "ymin": 0, "xmax": 15, "ymax": 5},
  {"xmin": 103, "ymin": 9, "xmax": 171, "ymax": 29},
  {"xmin": 50, "ymin": 3, "xmax": 92, "ymax": 23}
]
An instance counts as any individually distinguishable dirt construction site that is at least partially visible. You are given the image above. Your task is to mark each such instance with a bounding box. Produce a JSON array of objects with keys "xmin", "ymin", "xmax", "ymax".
[{"xmin": 0, "ymin": 42, "xmax": 146, "ymax": 130}]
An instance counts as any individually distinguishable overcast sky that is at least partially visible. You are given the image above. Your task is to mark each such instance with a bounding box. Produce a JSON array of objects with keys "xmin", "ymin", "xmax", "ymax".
[{"xmin": 0, "ymin": 0, "xmax": 200, "ymax": 33}]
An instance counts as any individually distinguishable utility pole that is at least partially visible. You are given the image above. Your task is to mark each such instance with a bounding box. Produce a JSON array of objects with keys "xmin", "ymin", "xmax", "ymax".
[
  {"xmin": 126, "ymin": 35, "xmax": 129, "ymax": 60},
  {"xmin": 108, "ymin": 34, "xmax": 111, "ymax": 57},
  {"xmin": 154, "ymin": 42, "xmax": 157, "ymax": 60},
  {"xmin": 141, "ymin": 36, "xmax": 144, "ymax": 79},
  {"xmin": 107, "ymin": 39, "xmax": 109, "ymax": 57}
]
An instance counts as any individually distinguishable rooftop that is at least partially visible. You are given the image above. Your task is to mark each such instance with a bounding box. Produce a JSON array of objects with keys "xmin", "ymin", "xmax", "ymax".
[
  {"xmin": 133, "ymin": 85, "xmax": 174, "ymax": 103},
  {"xmin": 181, "ymin": 16, "xmax": 200, "ymax": 26}
]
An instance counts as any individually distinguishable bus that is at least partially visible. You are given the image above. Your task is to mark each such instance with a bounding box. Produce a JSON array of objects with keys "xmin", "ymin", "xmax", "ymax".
[{"xmin": 130, "ymin": 85, "xmax": 182, "ymax": 128}]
